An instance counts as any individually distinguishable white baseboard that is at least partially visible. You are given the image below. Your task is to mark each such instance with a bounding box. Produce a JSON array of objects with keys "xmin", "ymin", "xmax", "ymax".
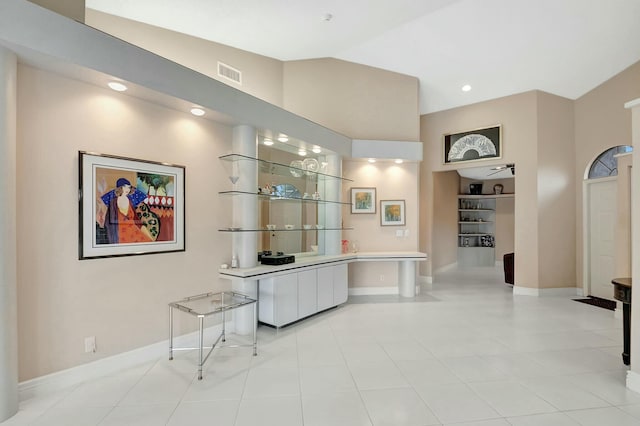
[
  {"xmin": 627, "ymin": 370, "xmax": 640, "ymax": 394},
  {"xmin": 349, "ymin": 286, "xmax": 398, "ymax": 296},
  {"xmin": 512, "ymin": 286, "xmax": 581, "ymax": 297},
  {"xmin": 18, "ymin": 322, "xmax": 228, "ymax": 400}
]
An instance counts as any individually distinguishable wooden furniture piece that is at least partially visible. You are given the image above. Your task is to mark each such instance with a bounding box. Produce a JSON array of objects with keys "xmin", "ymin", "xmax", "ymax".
[
  {"xmin": 612, "ymin": 277, "xmax": 632, "ymax": 365},
  {"xmin": 169, "ymin": 291, "xmax": 257, "ymax": 379}
]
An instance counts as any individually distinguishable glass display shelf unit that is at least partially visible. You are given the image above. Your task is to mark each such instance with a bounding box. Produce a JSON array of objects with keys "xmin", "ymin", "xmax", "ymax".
[
  {"xmin": 218, "ymin": 190, "xmax": 351, "ymax": 206},
  {"xmin": 219, "ymin": 153, "xmax": 354, "ymax": 183},
  {"xmin": 219, "ymin": 227, "xmax": 354, "ymax": 233}
]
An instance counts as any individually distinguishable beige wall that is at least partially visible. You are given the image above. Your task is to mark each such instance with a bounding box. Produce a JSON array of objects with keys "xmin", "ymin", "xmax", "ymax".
[
  {"xmin": 536, "ymin": 92, "xmax": 576, "ymax": 288},
  {"xmin": 28, "ymin": 0, "xmax": 85, "ymax": 22},
  {"xmin": 283, "ymin": 58, "xmax": 420, "ymax": 141},
  {"xmin": 574, "ymin": 61, "xmax": 640, "ymax": 289},
  {"xmin": 615, "ymin": 153, "xmax": 632, "ymax": 277},
  {"xmin": 432, "ymin": 171, "xmax": 459, "ymax": 271},
  {"xmin": 421, "ymin": 91, "xmax": 577, "ymax": 289},
  {"xmin": 495, "ymin": 197, "xmax": 515, "ymax": 261},
  {"xmin": 420, "ymin": 92, "xmax": 538, "ymax": 285},
  {"xmin": 85, "ymin": 9, "xmax": 284, "ymax": 107},
  {"xmin": 342, "ymin": 160, "xmax": 420, "ymax": 287},
  {"xmin": 17, "ymin": 65, "xmax": 234, "ymax": 380}
]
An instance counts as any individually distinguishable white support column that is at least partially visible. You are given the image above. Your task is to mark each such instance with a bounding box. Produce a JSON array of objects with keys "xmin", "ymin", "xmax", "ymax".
[
  {"xmin": 398, "ymin": 260, "xmax": 417, "ymax": 297},
  {"xmin": 0, "ymin": 46, "xmax": 18, "ymax": 423},
  {"xmin": 322, "ymin": 154, "xmax": 342, "ymax": 255},
  {"xmin": 230, "ymin": 125, "xmax": 258, "ymax": 334}
]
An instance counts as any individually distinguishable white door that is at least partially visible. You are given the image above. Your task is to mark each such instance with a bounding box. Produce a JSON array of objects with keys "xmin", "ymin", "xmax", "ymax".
[{"xmin": 587, "ymin": 178, "xmax": 616, "ymax": 300}]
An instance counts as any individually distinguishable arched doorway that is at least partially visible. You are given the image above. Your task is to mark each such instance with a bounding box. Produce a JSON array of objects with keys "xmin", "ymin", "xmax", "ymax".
[{"xmin": 584, "ymin": 145, "xmax": 632, "ymax": 300}]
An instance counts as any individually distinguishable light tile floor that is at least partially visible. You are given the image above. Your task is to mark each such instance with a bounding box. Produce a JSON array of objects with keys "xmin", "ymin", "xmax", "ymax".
[{"xmin": 4, "ymin": 267, "xmax": 640, "ymax": 425}]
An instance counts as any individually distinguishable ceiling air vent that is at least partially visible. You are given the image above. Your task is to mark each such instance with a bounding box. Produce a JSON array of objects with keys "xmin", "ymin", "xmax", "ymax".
[{"xmin": 217, "ymin": 62, "xmax": 242, "ymax": 85}]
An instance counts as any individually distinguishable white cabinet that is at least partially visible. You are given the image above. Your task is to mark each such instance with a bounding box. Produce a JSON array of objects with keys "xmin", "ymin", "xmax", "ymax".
[
  {"xmin": 317, "ymin": 266, "xmax": 334, "ymax": 311},
  {"xmin": 333, "ymin": 264, "xmax": 348, "ymax": 305},
  {"xmin": 259, "ymin": 263, "xmax": 348, "ymax": 327},
  {"xmin": 298, "ymin": 269, "xmax": 317, "ymax": 319},
  {"xmin": 258, "ymin": 273, "xmax": 298, "ymax": 327}
]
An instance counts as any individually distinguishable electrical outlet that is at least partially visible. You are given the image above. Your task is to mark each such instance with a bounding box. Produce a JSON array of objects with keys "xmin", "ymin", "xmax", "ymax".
[{"xmin": 84, "ymin": 336, "xmax": 96, "ymax": 353}]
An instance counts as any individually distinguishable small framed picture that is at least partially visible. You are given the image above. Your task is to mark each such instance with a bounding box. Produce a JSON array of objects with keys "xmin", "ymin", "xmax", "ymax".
[
  {"xmin": 351, "ymin": 187, "xmax": 376, "ymax": 214},
  {"xmin": 380, "ymin": 200, "xmax": 405, "ymax": 226}
]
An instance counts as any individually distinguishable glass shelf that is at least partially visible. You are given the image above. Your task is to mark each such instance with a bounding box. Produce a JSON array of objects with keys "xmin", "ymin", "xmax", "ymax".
[
  {"xmin": 219, "ymin": 153, "xmax": 354, "ymax": 183},
  {"xmin": 219, "ymin": 227, "xmax": 353, "ymax": 233},
  {"xmin": 218, "ymin": 190, "xmax": 351, "ymax": 206}
]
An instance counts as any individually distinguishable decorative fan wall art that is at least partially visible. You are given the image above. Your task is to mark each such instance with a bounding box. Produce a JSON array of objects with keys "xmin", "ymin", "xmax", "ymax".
[{"xmin": 443, "ymin": 125, "xmax": 501, "ymax": 164}]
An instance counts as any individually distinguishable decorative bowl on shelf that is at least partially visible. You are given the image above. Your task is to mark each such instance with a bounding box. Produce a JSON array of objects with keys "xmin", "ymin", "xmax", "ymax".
[
  {"xmin": 266, "ymin": 224, "xmax": 276, "ymax": 230},
  {"xmin": 284, "ymin": 224, "xmax": 295, "ymax": 230},
  {"xmin": 303, "ymin": 224, "xmax": 312, "ymax": 230},
  {"xmin": 315, "ymin": 224, "xmax": 324, "ymax": 230},
  {"xmin": 289, "ymin": 160, "xmax": 303, "ymax": 177},
  {"xmin": 302, "ymin": 158, "xmax": 320, "ymax": 175}
]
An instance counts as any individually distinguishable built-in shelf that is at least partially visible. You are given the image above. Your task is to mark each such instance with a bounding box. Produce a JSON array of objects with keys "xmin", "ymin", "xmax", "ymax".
[
  {"xmin": 457, "ymin": 193, "xmax": 515, "ymax": 199},
  {"xmin": 218, "ymin": 190, "xmax": 351, "ymax": 206},
  {"xmin": 458, "ymin": 221, "xmax": 493, "ymax": 224},
  {"xmin": 219, "ymin": 153, "xmax": 354, "ymax": 183}
]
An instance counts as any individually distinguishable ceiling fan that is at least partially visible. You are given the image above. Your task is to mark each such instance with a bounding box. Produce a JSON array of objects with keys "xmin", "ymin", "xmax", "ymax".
[{"xmin": 488, "ymin": 163, "xmax": 515, "ymax": 176}]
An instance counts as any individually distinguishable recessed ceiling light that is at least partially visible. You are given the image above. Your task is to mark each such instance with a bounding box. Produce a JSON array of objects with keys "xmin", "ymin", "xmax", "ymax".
[
  {"xmin": 108, "ymin": 81, "xmax": 127, "ymax": 92},
  {"xmin": 461, "ymin": 84, "xmax": 472, "ymax": 92},
  {"xmin": 190, "ymin": 107, "xmax": 205, "ymax": 116},
  {"xmin": 298, "ymin": 149, "xmax": 307, "ymax": 156},
  {"xmin": 312, "ymin": 146, "xmax": 322, "ymax": 154},
  {"xmin": 321, "ymin": 13, "xmax": 333, "ymax": 22},
  {"xmin": 368, "ymin": 158, "xmax": 376, "ymax": 163},
  {"xmin": 278, "ymin": 134, "xmax": 289, "ymax": 142},
  {"xmin": 263, "ymin": 138, "xmax": 274, "ymax": 146},
  {"xmin": 395, "ymin": 159, "xmax": 404, "ymax": 164}
]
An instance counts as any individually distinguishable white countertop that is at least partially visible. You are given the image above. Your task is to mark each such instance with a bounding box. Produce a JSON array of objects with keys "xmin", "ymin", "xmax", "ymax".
[{"xmin": 219, "ymin": 251, "xmax": 427, "ymax": 279}]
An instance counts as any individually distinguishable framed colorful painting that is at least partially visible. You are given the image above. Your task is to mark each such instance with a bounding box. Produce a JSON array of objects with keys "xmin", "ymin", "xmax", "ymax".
[
  {"xmin": 351, "ymin": 187, "xmax": 376, "ymax": 214},
  {"xmin": 380, "ymin": 200, "xmax": 405, "ymax": 226},
  {"xmin": 79, "ymin": 151, "xmax": 186, "ymax": 259}
]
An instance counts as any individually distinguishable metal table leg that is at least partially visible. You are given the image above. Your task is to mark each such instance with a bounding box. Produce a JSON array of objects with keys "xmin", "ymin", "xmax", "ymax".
[
  {"xmin": 253, "ymin": 301, "xmax": 258, "ymax": 356},
  {"xmin": 169, "ymin": 306, "xmax": 173, "ymax": 360},
  {"xmin": 198, "ymin": 315, "xmax": 204, "ymax": 380}
]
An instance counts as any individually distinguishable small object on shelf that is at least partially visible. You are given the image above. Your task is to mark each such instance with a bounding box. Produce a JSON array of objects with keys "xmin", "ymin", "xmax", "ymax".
[
  {"xmin": 463, "ymin": 238, "xmax": 469, "ymax": 247},
  {"xmin": 469, "ymin": 183, "xmax": 483, "ymax": 195},
  {"xmin": 302, "ymin": 158, "xmax": 320, "ymax": 175},
  {"xmin": 312, "ymin": 191, "xmax": 321, "ymax": 200},
  {"xmin": 266, "ymin": 224, "xmax": 276, "ymax": 230},
  {"xmin": 303, "ymin": 192, "xmax": 311, "ymax": 199},
  {"xmin": 227, "ymin": 227, "xmax": 241, "ymax": 231},
  {"xmin": 260, "ymin": 253, "xmax": 295, "ymax": 265},
  {"xmin": 284, "ymin": 224, "xmax": 295, "ymax": 230},
  {"xmin": 310, "ymin": 245, "xmax": 318, "ymax": 252},
  {"xmin": 289, "ymin": 160, "xmax": 304, "ymax": 177},
  {"xmin": 493, "ymin": 183, "xmax": 504, "ymax": 194},
  {"xmin": 315, "ymin": 224, "xmax": 324, "ymax": 229},
  {"xmin": 303, "ymin": 224, "xmax": 312, "ymax": 230},
  {"xmin": 231, "ymin": 254, "xmax": 238, "ymax": 268},
  {"xmin": 220, "ymin": 263, "xmax": 229, "ymax": 269}
]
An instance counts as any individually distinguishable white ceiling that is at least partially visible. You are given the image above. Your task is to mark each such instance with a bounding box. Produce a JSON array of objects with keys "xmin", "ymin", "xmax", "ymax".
[{"xmin": 86, "ymin": 0, "xmax": 640, "ymax": 114}]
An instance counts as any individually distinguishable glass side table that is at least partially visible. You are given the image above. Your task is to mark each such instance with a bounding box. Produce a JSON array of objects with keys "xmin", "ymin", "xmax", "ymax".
[{"xmin": 169, "ymin": 291, "xmax": 257, "ymax": 380}]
